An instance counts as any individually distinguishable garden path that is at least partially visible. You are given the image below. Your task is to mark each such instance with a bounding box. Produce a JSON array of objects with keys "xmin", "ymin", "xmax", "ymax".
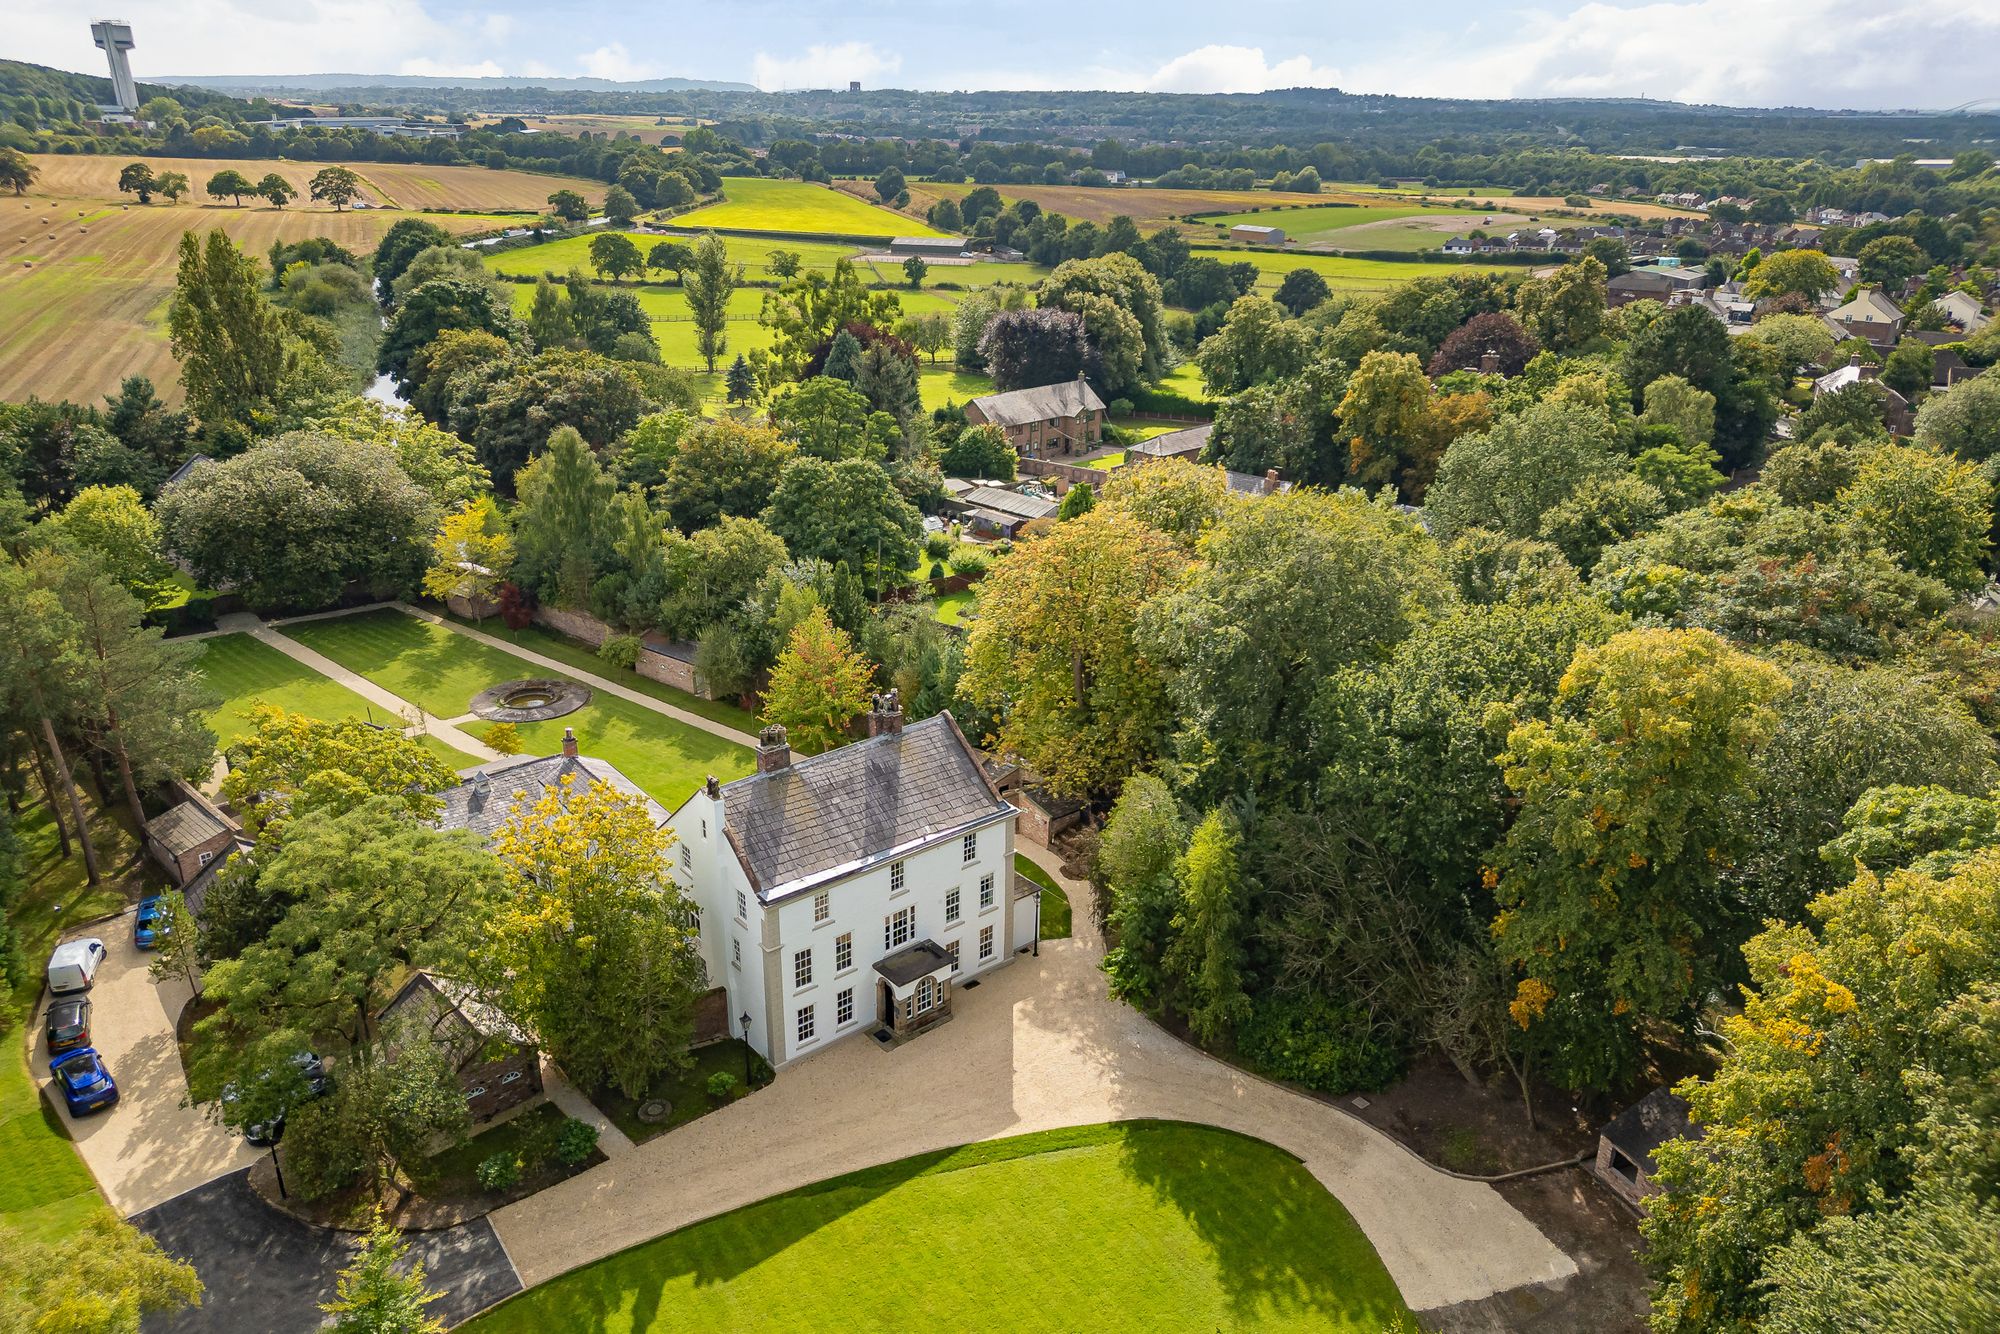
[
  {"xmin": 396, "ymin": 602, "xmax": 758, "ymax": 747},
  {"xmin": 237, "ymin": 617, "xmax": 504, "ymax": 763},
  {"xmin": 488, "ymin": 842, "xmax": 1578, "ymax": 1315}
]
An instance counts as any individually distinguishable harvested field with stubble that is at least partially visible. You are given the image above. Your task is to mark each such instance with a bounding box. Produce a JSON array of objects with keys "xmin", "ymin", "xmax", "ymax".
[
  {"xmin": 20, "ymin": 156, "xmax": 602, "ymax": 213},
  {"xmin": 0, "ymin": 155, "xmax": 600, "ymax": 405}
]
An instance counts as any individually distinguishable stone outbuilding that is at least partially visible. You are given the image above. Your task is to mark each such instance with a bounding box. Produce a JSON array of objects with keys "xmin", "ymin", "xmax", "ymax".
[{"xmin": 1593, "ymin": 1086, "xmax": 1697, "ymax": 1207}]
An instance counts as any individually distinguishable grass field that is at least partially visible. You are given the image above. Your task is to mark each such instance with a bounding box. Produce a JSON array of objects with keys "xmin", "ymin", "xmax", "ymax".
[
  {"xmin": 919, "ymin": 366, "xmax": 996, "ymax": 412},
  {"xmin": 486, "ymin": 232, "xmax": 865, "ymax": 283},
  {"xmin": 285, "ymin": 609, "xmax": 752, "ymax": 804},
  {"xmin": 871, "ymin": 181, "xmax": 1297, "ymax": 233},
  {"xmin": 19, "ymin": 156, "xmax": 601, "ymax": 214},
  {"xmin": 1199, "ymin": 202, "xmax": 1503, "ymax": 245},
  {"xmin": 471, "ymin": 113, "xmax": 699, "ymax": 144},
  {"xmin": 676, "ymin": 178, "xmax": 947, "ymax": 239},
  {"xmin": 2, "ymin": 155, "xmax": 601, "ymax": 405},
  {"xmin": 461, "ymin": 1121, "xmax": 1412, "ymax": 1334},
  {"xmin": 1188, "ymin": 247, "xmax": 1517, "ymax": 293},
  {"xmin": 195, "ymin": 632, "xmax": 404, "ymax": 743}
]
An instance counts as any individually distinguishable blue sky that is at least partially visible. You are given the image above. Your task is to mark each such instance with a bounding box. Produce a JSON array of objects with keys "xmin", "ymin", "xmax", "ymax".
[{"xmin": 13, "ymin": 0, "xmax": 1998, "ymax": 109}]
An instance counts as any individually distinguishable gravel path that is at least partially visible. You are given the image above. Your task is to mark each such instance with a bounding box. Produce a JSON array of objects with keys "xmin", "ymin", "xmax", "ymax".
[{"xmin": 489, "ymin": 845, "xmax": 1576, "ymax": 1313}]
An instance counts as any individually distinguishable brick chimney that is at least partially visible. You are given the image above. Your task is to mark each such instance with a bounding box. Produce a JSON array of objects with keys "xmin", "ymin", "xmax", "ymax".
[
  {"xmin": 1263, "ymin": 469, "xmax": 1280, "ymax": 495},
  {"xmin": 1478, "ymin": 347, "xmax": 1501, "ymax": 374},
  {"xmin": 756, "ymin": 724, "xmax": 791, "ymax": 774},
  {"xmin": 704, "ymin": 774, "xmax": 721, "ymax": 798},
  {"xmin": 868, "ymin": 689, "xmax": 904, "ymax": 738},
  {"xmin": 560, "ymin": 726, "xmax": 578, "ymax": 759}
]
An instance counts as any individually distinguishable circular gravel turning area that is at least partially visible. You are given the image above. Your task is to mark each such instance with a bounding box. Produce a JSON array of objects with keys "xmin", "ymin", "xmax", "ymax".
[{"xmin": 470, "ymin": 678, "xmax": 592, "ymax": 723}]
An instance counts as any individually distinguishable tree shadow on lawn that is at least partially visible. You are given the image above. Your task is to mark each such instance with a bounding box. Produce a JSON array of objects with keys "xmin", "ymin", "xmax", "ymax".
[{"xmin": 1115, "ymin": 1121, "xmax": 1414, "ymax": 1331}]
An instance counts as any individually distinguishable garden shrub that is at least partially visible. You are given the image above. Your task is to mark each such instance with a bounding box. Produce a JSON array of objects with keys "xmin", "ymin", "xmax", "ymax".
[
  {"xmin": 598, "ymin": 634, "xmax": 642, "ymax": 670},
  {"xmin": 948, "ymin": 552, "xmax": 988, "ymax": 578},
  {"xmin": 929, "ymin": 562, "xmax": 947, "ymax": 581},
  {"xmin": 477, "ymin": 1152, "xmax": 523, "ymax": 1191},
  {"xmin": 706, "ymin": 1070, "xmax": 738, "ymax": 1100},
  {"xmin": 1108, "ymin": 397, "xmax": 1134, "ymax": 419},
  {"xmin": 924, "ymin": 533, "xmax": 952, "ymax": 561},
  {"xmin": 1236, "ymin": 993, "xmax": 1402, "ymax": 1094},
  {"xmin": 555, "ymin": 1117, "xmax": 599, "ymax": 1166},
  {"xmin": 497, "ymin": 581, "xmax": 534, "ymax": 630},
  {"xmin": 482, "ymin": 721, "xmax": 522, "ymax": 755}
]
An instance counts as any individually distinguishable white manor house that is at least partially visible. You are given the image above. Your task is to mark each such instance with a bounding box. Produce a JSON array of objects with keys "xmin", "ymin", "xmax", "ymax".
[{"xmin": 440, "ymin": 693, "xmax": 1042, "ymax": 1069}]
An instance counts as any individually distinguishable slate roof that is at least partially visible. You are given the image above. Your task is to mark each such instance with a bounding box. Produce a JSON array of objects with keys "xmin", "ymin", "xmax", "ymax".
[
  {"xmin": 436, "ymin": 753, "xmax": 667, "ymax": 842},
  {"xmin": 182, "ymin": 838, "xmax": 255, "ymax": 920},
  {"xmin": 958, "ymin": 486, "xmax": 1058, "ymax": 521},
  {"xmin": 1128, "ymin": 424, "xmax": 1211, "ymax": 458},
  {"xmin": 969, "ymin": 379, "xmax": 1105, "ymax": 429},
  {"xmin": 161, "ymin": 454, "xmax": 213, "ymax": 489},
  {"xmin": 145, "ymin": 800, "xmax": 229, "ymax": 855},
  {"xmin": 1600, "ymin": 1087, "xmax": 1698, "ymax": 1173},
  {"xmin": 720, "ymin": 714, "xmax": 1014, "ymax": 902}
]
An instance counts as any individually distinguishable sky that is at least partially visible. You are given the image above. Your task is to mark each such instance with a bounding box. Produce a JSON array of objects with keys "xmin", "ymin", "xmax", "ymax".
[{"xmin": 12, "ymin": 0, "xmax": 2000, "ymax": 110}]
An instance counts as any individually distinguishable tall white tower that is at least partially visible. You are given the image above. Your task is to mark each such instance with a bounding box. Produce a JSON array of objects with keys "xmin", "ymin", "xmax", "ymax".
[{"xmin": 91, "ymin": 20, "xmax": 139, "ymax": 113}]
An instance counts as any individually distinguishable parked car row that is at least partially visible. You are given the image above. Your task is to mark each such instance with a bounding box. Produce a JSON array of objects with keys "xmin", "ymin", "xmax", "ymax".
[{"xmin": 44, "ymin": 937, "xmax": 117, "ymax": 1118}]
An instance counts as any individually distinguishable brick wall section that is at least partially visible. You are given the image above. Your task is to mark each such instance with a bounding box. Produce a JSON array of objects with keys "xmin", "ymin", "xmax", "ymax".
[
  {"xmin": 462, "ymin": 1047, "xmax": 544, "ymax": 1123},
  {"xmin": 533, "ymin": 604, "xmax": 612, "ymax": 648},
  {"xmin": 530, "ymin": 604, "xmax": 714, "ymax": 699},
  {"xmin": 1016, "ymin": 457, "xmax": 1109, "ymax": 494},
  {"xmin": 1592, "ymin": 1135, "xmax": 1652, "ymax": 1207}
]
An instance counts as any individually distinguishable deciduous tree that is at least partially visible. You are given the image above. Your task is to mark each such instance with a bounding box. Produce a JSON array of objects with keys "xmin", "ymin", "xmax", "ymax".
[{"xmin": 762, "ymin": 606, "xmax": 874, "ymax": 753}]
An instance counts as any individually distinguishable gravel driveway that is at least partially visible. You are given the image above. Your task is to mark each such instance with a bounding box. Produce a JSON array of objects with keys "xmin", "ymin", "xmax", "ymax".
[
  {"xmin": 490, "ymin": 845, "xmax": 1578, "ymax": 1315},
  {"xmin": 36, "ymin": 917, "xmax": 260, "ymax": 1215}
]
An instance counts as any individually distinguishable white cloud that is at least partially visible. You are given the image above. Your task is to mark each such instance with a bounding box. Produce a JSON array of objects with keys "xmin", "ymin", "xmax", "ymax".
[
  {"xmin": 1333, "ymin": 0, "xmax": 2000, "ymax": 109},
  {"xmin": 752, "ymin": 42, "xmax": 901, "ymax": 93},
  {"xmin": 398, "ymin": 58, "xmax": 507, "ymax": 79},
  {"xmin": 1140, "ymin": 45, "xmax": 1338, "ymax": 95},
  {"xmin": 11, "ymin": 0, "xmax": 463, "ymax": 77},
  {"xmin": 577, "ymin": 42, "xmax": 654, "ymax": 82}
]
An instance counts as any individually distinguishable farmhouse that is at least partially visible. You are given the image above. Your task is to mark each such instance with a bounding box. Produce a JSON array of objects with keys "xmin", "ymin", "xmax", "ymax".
[
  {"xmin": 965, "ymin": 377, "xmax": 1106, "ymax": 457},
  {"xmin": 1126, "ymin": 423, "xmax": 1211, "ymax": 466},
  {"xmin": 1229, "ymin": 223, "xmax": 1286, "ymax": 245},
  {"xmin": 379, "ymin": 971, "xmax": 544, "ymax": 1122},
  {"xmin": 665, "ymin": 695, "xmax": 1032, "ymax": 1068}
]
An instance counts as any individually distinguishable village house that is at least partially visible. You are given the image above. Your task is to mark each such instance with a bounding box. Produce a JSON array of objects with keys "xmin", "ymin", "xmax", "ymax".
[
  {"xmin": 964, "ymin": 377, "xmax": 1106, "ymax": 457},
  {"xmin": 1932, "ymin": 289, "xmax": 1990, "ymax": 334},
  {"xmin": 1813, "ymin": 354, "xmax": 1915, "ymax": 435},
  {"xmin": 1125, "ymin": 423, "xmax": 1211, "ymax": 467},
  {"xmin": 664, "ymin": 695, "xmax": 1034, "ymax": 1068},
  {"xmin": 1825, "ymin": 288, "xmax": 1905, "ymax": 349},
  {"xmin": 378, "ymin": 971, "xmax": 544, "ymax": 1123}
]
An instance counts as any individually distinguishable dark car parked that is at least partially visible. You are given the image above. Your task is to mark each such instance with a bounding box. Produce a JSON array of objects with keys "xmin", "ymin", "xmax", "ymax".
[
  {"xmin": 44, "ymin": 996, "xmax": 92, "ymax": 1054},
  {"xmin": 223, "ymin": 1051, "xmax": 332, "ymax": 1146}
]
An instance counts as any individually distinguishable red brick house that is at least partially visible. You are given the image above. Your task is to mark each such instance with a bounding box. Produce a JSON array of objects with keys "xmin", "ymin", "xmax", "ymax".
[
  {"xmin": 965, "ymin": 377, "xmax": 1106, "ymax": 457},
  {"xmin": 379, "ymin": 972, "xmax": 543, "ymax": 1123}
]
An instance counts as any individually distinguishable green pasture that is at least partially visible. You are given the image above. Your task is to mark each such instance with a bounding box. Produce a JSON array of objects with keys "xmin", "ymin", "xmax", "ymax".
[{"xmin": 675, "ymin": 178, "xmax": 948, "ymax": 238}]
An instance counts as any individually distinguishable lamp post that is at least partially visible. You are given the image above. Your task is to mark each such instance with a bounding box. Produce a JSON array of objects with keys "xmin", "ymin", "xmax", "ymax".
[{"xmin": 739, "ymin": 1011, "xmax": 752, "ymax": 1087}]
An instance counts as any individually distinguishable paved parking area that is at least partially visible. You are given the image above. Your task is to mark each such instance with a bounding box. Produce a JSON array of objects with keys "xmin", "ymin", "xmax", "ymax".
[
  {"xmin": 134, "ymin": 1169, "xmax": 520, "ymax": 1334},
  {"xmin": 35, "ymin": 915, "xmax": 260, "ymax": 1215}
]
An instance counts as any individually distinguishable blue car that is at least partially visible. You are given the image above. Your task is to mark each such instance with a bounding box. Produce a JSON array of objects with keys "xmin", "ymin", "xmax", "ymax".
[
  {"xmin": 51, "ymin": 1048, "xmax": 118, "ymax": 1117},
  {"xmin": 134, "ymin": 897, "xmax": 166, "ymax": 950}
]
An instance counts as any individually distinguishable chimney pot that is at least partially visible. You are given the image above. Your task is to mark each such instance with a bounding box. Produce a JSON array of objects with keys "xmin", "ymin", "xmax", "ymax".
[
  {"xmin": 868, "ymin": 689, "xmax": 904, "ymax": 738},
  {"xmin": 561, "ymin": 726, "xmax": 579, "ymax": 759},
  {"xmin": 756, "ymin": 724, "xmax": 792, "ymax": 773},
  {"xmin": 1263, "ymin": 468, "xmax": 1280, "ymax": 494}
]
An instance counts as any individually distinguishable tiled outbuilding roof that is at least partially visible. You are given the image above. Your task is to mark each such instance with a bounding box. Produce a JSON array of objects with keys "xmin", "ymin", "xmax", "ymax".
[
  {"xmin": 721, "ymin": 714, "xmax": 1013, "ymax": 902},
  {"xmin": 145, "ymin": 800, "xmax": 228, "ymax": 855}
]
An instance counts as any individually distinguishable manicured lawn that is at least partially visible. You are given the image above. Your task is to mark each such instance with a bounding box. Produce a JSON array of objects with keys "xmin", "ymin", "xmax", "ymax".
[
  {"xmin": 285, "ymin": 609, "xmax": 540, "ymax": 720},
  {"xmin": 1014, "ymin": 853, "xmax": 1072, "ymax": 940},
  {"xmin": 1, "ymin": 797, "xmax": 156, "ymax": 1244},
  {"xmin": 919, "ymin": 365, "xmax": 995, "ymax": 412},
  {"xmin": 433, "ymin": 613, "xmax": 762, "ymax": 737},
  {"xmin": 1158, "ymin": 362, "xmax": 1212, "ymax": 401},
  {"xmin": 1080, "ymin": 451, "xmax": 1126, "ymax": 470},
  {"xmin": 460, "ymin": 1121, "xmax": 1413, "ymax": 1333},
  {"xmin": 931, "ymin": 588, "xmax": 976, "ymax": 626},
  {"xmin": 596, "ymin": 1040, "xmax": 769, "ymax": 1145},
  {"xmin": 195, "ymin": 632, "xmax": 396, "ymax": 745},
  {"xmin": 675, "ymin": 177, "xmax": 948, "ymax": 238},
  {"xmin": 287, "ymin": 608, "xmax": 754, "ymax": 805}
]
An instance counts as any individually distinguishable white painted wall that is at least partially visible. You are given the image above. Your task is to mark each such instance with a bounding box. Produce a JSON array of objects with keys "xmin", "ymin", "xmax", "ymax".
[{"xmin": 667, "ymin": 788, "xmax": 1018, "ymax": 1067}]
